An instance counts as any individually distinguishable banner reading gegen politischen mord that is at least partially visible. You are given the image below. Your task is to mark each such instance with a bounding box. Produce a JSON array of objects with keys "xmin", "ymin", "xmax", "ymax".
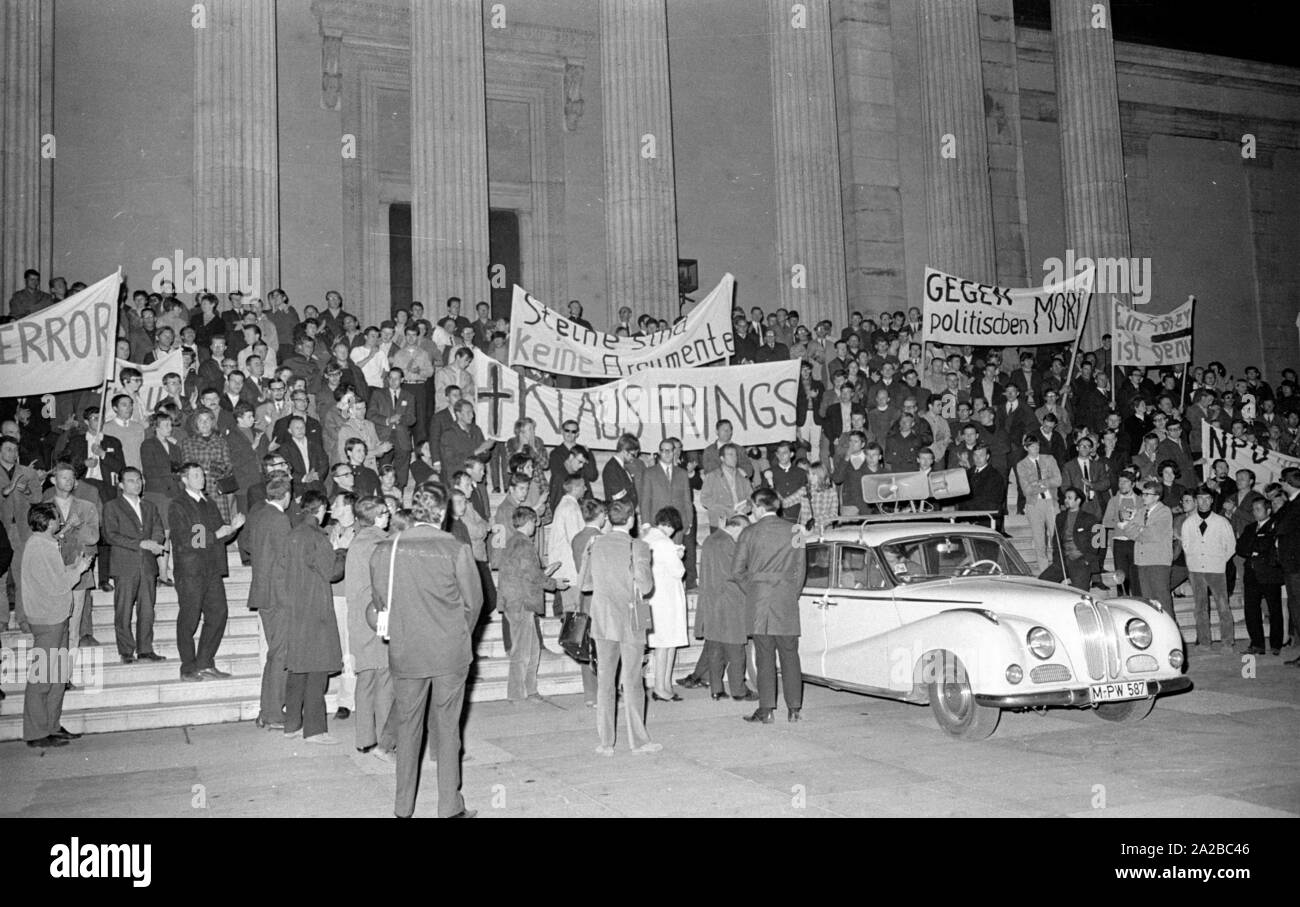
[
  {"xmin": 0, "ymin": 271, "xmax": 121, "ymax": 396},
  {"xmin": 473, "ymin": 354, "xmax": 798, "ymax": 451},
  {"xmin": 920, "ymin": 266, "xmax": 1093, "ymax": 346},
  {"xmin": 1202, "ymin": 423, "xmax": 1300, "ymax": 487},
  {"xmin": 509, "ymin": 273, "xmax": 735, "ymax": 379},
  {"xmin": 1112, "ymin": 296, "xmax": 1194, "ymax": 367}
]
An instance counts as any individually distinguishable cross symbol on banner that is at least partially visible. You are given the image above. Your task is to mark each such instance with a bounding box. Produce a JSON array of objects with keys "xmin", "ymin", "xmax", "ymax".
[{"xmin": 476, "ymin": 362, "xmax": 515, "ymax": 436}]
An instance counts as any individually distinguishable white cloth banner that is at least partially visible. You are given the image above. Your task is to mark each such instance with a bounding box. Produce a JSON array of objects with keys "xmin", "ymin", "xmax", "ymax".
[
  {"xmin": 1201, "ymin": 422, "xmax": 1300, "ymax": 487},
  {"xmin": 473, "ymin": 355, "xmax": 798, "ymax": 450},
  {"xmin": 508, "ymin": 273, "xmax": 735, "ymax": 378},
  {"xmin": 0, "ymin": 271, "xmax": 121, "ymax": 395},
  {"xmin": 1113, "ymin": 296, "xmax": 1194, "ymax": 367},
  {"xmin": 108, "ymin": 349, "xmax": 184, "ymax": 414},
  {"xmin": 921, "ymin": 266, "xmax": 1093, "ymax": 346}
]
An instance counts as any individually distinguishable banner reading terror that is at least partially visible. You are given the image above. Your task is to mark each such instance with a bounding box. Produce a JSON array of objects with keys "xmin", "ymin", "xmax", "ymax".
[
  {"xmin": 1202, "ymin": 423, "xmax": 1300, "ymax": 487},
  {"xmin": 509, "ymin": 274, "xmax": 735, "ymax": 378},
  {"xmin": 473, "ymin": 356, "xmax": 799, "ymax": 451},
  {"xmin": 1112, "ymin": 296, "xmax": 1194, "ymax": 367},
  {"xmin": 0, "ymin": 271, "xmax": 121, "ymax": 396},
  {"xmin": 920, "ymin": 266, "xmax": 1093, "ymax": 346}
]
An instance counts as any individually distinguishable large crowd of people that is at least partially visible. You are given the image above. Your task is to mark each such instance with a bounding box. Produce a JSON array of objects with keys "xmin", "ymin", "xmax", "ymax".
[{"xmin": 3, "ymin": 267, "xmax": 1299, "ymax": 818}]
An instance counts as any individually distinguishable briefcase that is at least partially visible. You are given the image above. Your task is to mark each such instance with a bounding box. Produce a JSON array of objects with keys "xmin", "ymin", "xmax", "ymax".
[{"xmin": 559, "ymin": 610, "xmax": 593, "ymax": 663}]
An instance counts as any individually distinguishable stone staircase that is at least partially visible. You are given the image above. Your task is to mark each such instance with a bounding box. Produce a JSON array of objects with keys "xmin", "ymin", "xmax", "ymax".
[{"xmin": 0, "ymin": 481, "xmax": 1278, "ymax": 741}]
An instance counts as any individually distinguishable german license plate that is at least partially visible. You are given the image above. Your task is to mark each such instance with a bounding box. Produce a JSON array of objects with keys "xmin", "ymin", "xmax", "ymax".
[{"xmin": 1090, "ymin": 680, "xmax": 1147, "ymax": 703}]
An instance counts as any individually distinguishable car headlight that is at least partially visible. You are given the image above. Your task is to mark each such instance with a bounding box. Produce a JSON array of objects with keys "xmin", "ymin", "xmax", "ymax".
[
  {"xmin": 1005, "ymin": 664, "xmax": 1023, "ymax": 684},
  {"xmin": 1026, "ymin": 626, "xmax": 1055, "ymax": 660},
  {"xmin": 1126, "ymin": 618, "xmax": 1153, "ymax": 650},
  {"xmin": 1169, "ymin": 649, "xmax": 1184, "ymax": 669}
]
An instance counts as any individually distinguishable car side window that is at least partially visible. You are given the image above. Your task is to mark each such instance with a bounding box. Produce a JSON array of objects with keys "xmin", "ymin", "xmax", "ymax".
[
  {"xmin": 837, "ymin": 545, "xmax": 889, "ymax": 591},
  {"xmin": 805, "ymin": 544, "xmax": 831, "ymax": 589}
]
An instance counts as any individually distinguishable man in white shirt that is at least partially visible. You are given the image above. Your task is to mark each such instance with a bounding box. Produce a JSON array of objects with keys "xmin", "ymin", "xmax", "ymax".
[
  {"xmin": 349, "ymin": 326, "xmax": 389, "ymax": 391},
  {"xmin": 107, "ymin": 393, "xmax": 146, "ymax": 473},
  {"xmin": 1180, "ymin": 485, "xmax": 1239, "ymax": 653}
]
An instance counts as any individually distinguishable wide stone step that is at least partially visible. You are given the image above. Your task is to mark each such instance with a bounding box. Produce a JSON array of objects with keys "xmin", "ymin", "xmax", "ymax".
[
  {"xmin": 0, "ymin": 652, "xmax": 261, "ymax": 692},
  {"xmin": 91, "ymin": 582, "xmax": 252, "ymax": 609}
]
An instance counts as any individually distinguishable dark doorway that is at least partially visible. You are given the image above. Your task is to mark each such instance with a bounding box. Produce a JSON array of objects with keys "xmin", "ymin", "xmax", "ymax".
[
  {"xmin": 388, "ymin": 204, "xmax": 520, "ymax": 321},
  {"xmin": 489, "ymin": 209, "xmax": 521, "ymax": 322},
  {"xmin": 388, "ymin": 203, "xmax": 413, "ymax": 316}
]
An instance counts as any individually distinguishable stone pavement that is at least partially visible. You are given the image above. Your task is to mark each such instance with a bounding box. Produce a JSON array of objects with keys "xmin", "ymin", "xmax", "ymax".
[{"xmin": 1, "ymin": 651, "xmax": 1297, "ymax": 818}]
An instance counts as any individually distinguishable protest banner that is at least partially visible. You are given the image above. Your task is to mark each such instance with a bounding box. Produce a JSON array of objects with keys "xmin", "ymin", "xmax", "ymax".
[
  {"xmin": 473, "ymin": 355, "xmax": 798, "ymax": 450},
  {"xmin": 107, "ymin": 349, "xmax": 184, "ymax": 414},
  {"xmin": 1201, "ymin": 423, "xmax": 1300, "ymax": 486},
  {"xmin": 0, "ymin": 271, "xmax": 121, "ymax": 396},
  {"xmin": 920, "ymin": 265, "xmax": 1093, "ymax": 346},
  {"xmin": 1113, "ymin": 296, "xmax": 1194, "ymax": 368},
  {"xmin": 509, "ymin": 273, "xmax": 735, "ymax": 379}
]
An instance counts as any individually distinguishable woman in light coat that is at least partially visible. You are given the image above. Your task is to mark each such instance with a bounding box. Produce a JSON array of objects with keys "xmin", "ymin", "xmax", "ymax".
[{"xmin": 644, "ymin": 507, "xmax": 688, "ymax": 702}]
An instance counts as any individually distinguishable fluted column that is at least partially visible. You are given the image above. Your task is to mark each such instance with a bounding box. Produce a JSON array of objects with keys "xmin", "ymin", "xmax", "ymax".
[
  {"xmin": 1052, "ymin": 0, "xmax": 1132, "ymax": 351},
  {"xmin": 768, "ymin": 0, "xmax": 848, "ymax": 327},
  {"xmin": 1, "ymin": 0, "xmax": 52, "ymax": 311},
  {"xmin": 600, "ymin": 0, "xmax": 679, "ymax": 321},
  {"xmin": 411, "ymin": 0, "xmax": 490, "ymax": 313},
  {"xmin": 917, "ymin": 0, "xmax": 997, "ymax": 284},
  {"xmin": 194, "ymin": 0, "xmax": 280, "ymax": 296}
]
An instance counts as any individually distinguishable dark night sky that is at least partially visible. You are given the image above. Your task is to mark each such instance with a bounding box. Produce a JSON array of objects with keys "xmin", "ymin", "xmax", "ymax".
[{"xmin": 1014, "ymin": 0, "xmax": 1298, "ymax": 68}]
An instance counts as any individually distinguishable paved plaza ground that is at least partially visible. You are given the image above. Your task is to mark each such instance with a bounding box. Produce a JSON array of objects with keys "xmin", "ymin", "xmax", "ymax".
[{"xmin": 2, "ymin": 651, "xmax": 1297, "ymax": 819}]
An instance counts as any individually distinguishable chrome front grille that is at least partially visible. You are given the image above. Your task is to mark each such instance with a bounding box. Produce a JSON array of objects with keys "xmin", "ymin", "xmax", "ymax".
[
  {"xmin": 1030, "ymin": 664, "xmax": 1071, "ymax": 683},
  {"xmin": 1074, "ymin": 601, "xmax": 1106, "ymax": 681},
  {"xmin": 1126, "ymin": 654, "xmax": 1158, "ymax": 673},
  {"xmin": 1096, "ymin": 603, "xmax": 1123, "ymax": 679}
]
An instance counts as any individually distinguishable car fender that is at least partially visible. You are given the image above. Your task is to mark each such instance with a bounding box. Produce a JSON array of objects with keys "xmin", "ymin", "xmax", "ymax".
[{"xmin": 884, "ymin": 610, "xmax": 1024, "ymax": 697}]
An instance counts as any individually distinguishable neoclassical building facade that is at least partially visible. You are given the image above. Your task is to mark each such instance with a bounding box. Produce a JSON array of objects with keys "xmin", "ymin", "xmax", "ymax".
[{"xmin": 2, "ymin": 0, "xmax": 1298, "ymax": 372}]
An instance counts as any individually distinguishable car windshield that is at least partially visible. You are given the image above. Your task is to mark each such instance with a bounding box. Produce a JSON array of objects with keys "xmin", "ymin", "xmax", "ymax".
[{"xmin": 877, "ymin": 534, "xmax": 1032, "ymax": 584}]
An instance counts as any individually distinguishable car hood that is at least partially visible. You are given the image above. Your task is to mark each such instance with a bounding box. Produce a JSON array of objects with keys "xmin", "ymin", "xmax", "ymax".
[{"xmin": 897, "ymin": 575, "xmax": 1108, "ymax": 620}]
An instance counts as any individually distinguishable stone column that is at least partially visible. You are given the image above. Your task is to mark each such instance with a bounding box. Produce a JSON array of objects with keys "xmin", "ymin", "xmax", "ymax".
[
  {"xmin": 600, "ymin": 0, "xmax": 679, "ymax": 322},
  {"xmin": 917, "ymin": 0, "xmax": 997, "ymax": 284},
  {"xmin": 1051, "ymin": 0, "xmax": 1132, "ymax": 352},
  {"xmin": 1, "ymin": 0, "xmax": 52, "ymax": 311},
  {"xmin": 194, "ymin": 0, "xmax": 280, "ymax": 297},
  {"xmin": 769, "ymin": 0, "xmax": 848, "ymax": 328},
  {"xmin": 410, "ymin": 0, "xmax": 490, "ymax": 313}
]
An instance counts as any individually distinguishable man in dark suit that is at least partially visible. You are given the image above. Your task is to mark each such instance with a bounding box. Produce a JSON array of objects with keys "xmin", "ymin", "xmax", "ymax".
[
  {"xmin": 438, "ymin": 400, "xmax": 492, "ymax": 480},
  {"xmin": 733, "ymin": 488, "xmax": 807, "ymax": 723},
  {"xmin": 280, "ymin": 414, "xmax": 328, "ymax": 495},
  {"xmin": 547, "ymin": 420, "xmax": 600, "ymax": 486},
  {"xmin": 1007, "ymin": 353, "xmax": 1043, "ymax": 408},
  {"xmin": 1273, "ymin": 468, "xmax": 1300, "ymax": 664},
  {"xmin": 246, "ymin": 475, "xmax": 293, "ymax": 728},
  {"xmin": 228, "ymin": 403, "xmax": 269, "ymax": 510},
  {"xmin": 427, "ymin": 386, "xmax": 461, "ymax": 470},
  {"xmin": 368, "ymin": 366, "xmax": 417, "ymax": 489},
  {"xmin": 753, "ymin": 329, "xmax": 789, "ymax": 364},
  {"xmin": 1061, "ymin": 435, "xmax": 1111, "ymax": 518},
  {"xmin": 600, "ymin": 434, "xmax": 640, "ymax": 511},
  {"xmin": 1041, "ymin": 487, "xmax": 1101, "ymax": 590},
  {"xmin": 637, "ymin": 438, "xmax": 693, "ymax": 534},
  {"xmin": 102, "ymin": 467, "xmax": 166, "ymax": 663},
  {"xmin": 168, "ymin": 462, "xmax": 245, "ymax": 681},
  {"xmin": 964, "ymin": 444, "xmax": 1007, "ymax": 534},
  {"xmin": 818, "ymin": 384, "xmax": 860, "ymax": 448},
  {"xmin": 370, "ymin": 483, "xmax": 482, "ymax": 818},
  {"xmin": 272, "ymin": 389, "xmax": 323, "ymax": 448}
]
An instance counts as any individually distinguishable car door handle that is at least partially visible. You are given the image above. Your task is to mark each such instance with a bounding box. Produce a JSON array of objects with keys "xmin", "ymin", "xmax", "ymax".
[{"xmin": 816, "ymin": 597, "xmax": 838, "ymax": 609}]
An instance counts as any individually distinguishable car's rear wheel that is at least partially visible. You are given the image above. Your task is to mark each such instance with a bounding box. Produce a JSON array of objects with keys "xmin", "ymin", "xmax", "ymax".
[
  {"xmin": 926, "ymin": 651, "xmax": 1000, "ymax": 740},
  {"xmin": 1094, "ymin": 696, "xmax": 1156, "ymax": 723}
]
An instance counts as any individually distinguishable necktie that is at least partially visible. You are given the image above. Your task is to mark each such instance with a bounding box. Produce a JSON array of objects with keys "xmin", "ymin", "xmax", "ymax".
[
  {"xmin": 1199, "ymin": 519, "xmax": 1208, "ymax": 536},
  {"xmin": 1082, "ymin": 460, "xmax": 1090, "ymax": 483},
  {"xmin": 393, "ymin": 391, "xmax": 399, "ymax": 408},
  {"xmin": 1034, "ymin": 459, "xmax": 1041, "ymax": 481},
  {"xmin": 665, "ymin": 465, "xmax": 672, "ymax": 483}
]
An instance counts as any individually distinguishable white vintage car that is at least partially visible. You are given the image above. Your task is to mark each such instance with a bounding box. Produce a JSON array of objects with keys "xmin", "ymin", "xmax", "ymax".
[{"xmin": 798, "ymin": 514, "xmax": 1192, "ymax": 739}]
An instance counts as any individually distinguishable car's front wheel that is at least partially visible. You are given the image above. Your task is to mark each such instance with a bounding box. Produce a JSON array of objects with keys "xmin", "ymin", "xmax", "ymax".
[
  {"xmin": 926, "ymin": 651, "xmax": 1000, "ymax": 740},
  {"xmin": 1094, "ymin": 696, "xmax": 1156, "ymax": 723}
]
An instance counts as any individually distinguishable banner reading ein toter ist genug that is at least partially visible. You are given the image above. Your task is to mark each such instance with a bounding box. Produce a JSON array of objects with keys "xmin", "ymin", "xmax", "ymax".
[
  {"xmin": 0, "ymin": 270, "xmax": 121, "ymax": 396},
  {"xmin": 920, "ymin": 265, "xmax": 1093, "ymax": 346},
  {"xmin": 509, "ymin": 273, "xmax": 735, "ymax": 379},
  {"xmin": 473, "ymin": 355, "xmax": 798, "ymax": 451}
]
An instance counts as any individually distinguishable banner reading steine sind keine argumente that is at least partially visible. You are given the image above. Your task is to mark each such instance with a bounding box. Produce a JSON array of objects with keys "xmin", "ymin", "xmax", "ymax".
[
  {"xmin": 473, "ymin": 355, "xmax": 798, "ymax": 451},
  {"xmin": 509, "ymin": 273, "xmax": 735, "ymax": 379},
  {"xmin": 920, "ymin": 266, "xmax": 1093, "ymax": 346},
  {"xmin": 0, "ymin": 271, "xmax": 121, "ymax": 396}
]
